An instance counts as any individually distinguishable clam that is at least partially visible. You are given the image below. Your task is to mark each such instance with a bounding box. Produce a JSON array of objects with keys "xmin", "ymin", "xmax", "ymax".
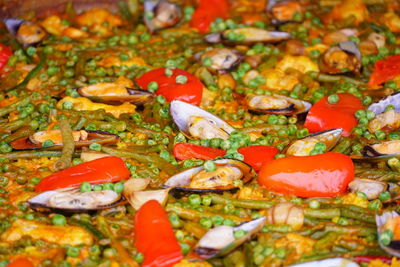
[
  {"xmin": 266, "ymin": 0, "xmax": 303, "ymax": 25},
  {"xmin": 164, "ymin": 159, "xmax": 256, "ymax": 194},
  {"xmin": 286, "ymin": 128, "xmax": 343, "ymax": 156},
  {"xmin": 348, "ymin": 178, "xmax": 388, "ymax": 200},
  {"xmin": 376, "ymin": 211, "xmax": 400, "ymax": 257},
  {"xmin": 289, "ymin": 258, "xmax": 359, "ymax": 267},
  {"xmin": 144, "ymin": 0, "xmax": 182, "ymax": 32},
  {"xmin": 11, "ymin": 130, "xmax": 118, "ymax": 150},
  {"xmin": 194, "ymin": 217, "xmax": 266, "ymax": 259},
  {"xmin": 170, "ymin": 100, "xmax": 235, "ymax": 140},
  {"xmin": 245, "ymin": 94, "xmax": 311, "ymax": 115},
  {"xmin": 200, "ymin": 48, "xmax": 243, "ymax": 73},
  {"xmin": 368, "ymin": 91, "xmax": 400, "ymax": 115},
  {"xmin": 28, "ymin": 188, "xmax": 122, "ymax": 213},
  {"xmin": 4, "ymin": 19, "xmax": 46, "ymax": 46},
  {"xmin": 319, "ymin": 41, "xmax": 361, "ymax": 74},
  {"xmin": 205, "ymin": 28, "xmax": 291, "ymax": 45},
  {"xmin": 78, "ymin": 83, "xmax": 154, "ymax": 105}
]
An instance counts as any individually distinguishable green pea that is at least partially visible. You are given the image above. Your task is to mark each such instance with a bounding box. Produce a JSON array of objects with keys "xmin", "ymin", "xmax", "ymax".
[
  {"xmin": 113, "ymin": 182, "xmax": 124, "ymax": 193},
  {"xmin": 202, "ymin": 195, "xmax": 212, "ymax": 206},
  {"xmin": 103, "ymin": 248, "xmax": 117, "ymax": 259},
  {"xmin": 103, "ymin": 182, "xmax": 114, "ymax": 191},
  {"xmin": 233, "ymin": 229, "xmax": 247, "ymax": 239},
  {"xmin": 309, "ymin": 200, "xmax": 320, "ymax": 209},
  {"xmin": 80, "ymin": 182, "xmax": 92, "ymax": 192},
  {"xmin": 135, "ymin": 253, "xmax": 144, "ymax": 263},
  {"xmin": 89, "ymin": 245, "xmax": 101, "ymax": 256},
  {"xmin": 180, "ymin": 243, "xmax": 190, "ymax": 255},
  {"xmin": 368, "ymin": 199, "xmax": 382, "ymax": 211},
  {"xmin": 147, "ymin": 81, "xmax": 159, "ymax": 93},
  {"xmin": 89, "ymin": 142, "xmax": 102, "ymax": 151},
  {"xmin": 169, "ymin": 213, "xmax": 182, "ymax": 228},
  {"xmin": 16, "ymin": 176, "xmax": 27, "ymax": 185},
  {"xmin": 378, "ymin": 191, "xmax": 391, "ymax": 202},
  {"xmin": 165, "ymin": 68, "xmax": 173, "ymax": 77},
  {"xmin": 379, "ymin": 229, "xmax": 393, "ymax": 246},
  {"xmin": 66, "ymin": 246, "xmax": 80, "ymax": 257},
  {"xmin": 93, "ymin": 184, "xmax": 103, "ymax": 191},
  {"xmin": 355, "ymin": 109, "xmax": 366, "ymax": 119},
  {"xmin": 212, "ymin": 215, "xmax": 224, "ymax": 226},
  {"xmin": 375, "ymin": 130, "xmax": 386, "ymax": 140},
  {"xmin": 52, "ymin": 214, "xmax": 67, "ymax": 226},
  {"xmin": 327, "ymin": 94, "xmax": 339, "ymax": 104},
  {"xmin": 175, "ymin": 75, "xmax": 188, "ymax": 84},
  {"xmin": 30, "ymin": 177, "xmax": 41, "ymax": 185},
  {"xmin": 188, "ymin": 194, "xmax": 201, "ymax": 207},
  {"xmin": 204, "ymin": 160, "xmax": 217, "ymax": 172},
  {"xmin": 202, "ymin": 57, "xmax": 212, "ymax": 67},
  {"xmin": 199, "ymin": 217, "xmax": 213, "ymax": 229}
]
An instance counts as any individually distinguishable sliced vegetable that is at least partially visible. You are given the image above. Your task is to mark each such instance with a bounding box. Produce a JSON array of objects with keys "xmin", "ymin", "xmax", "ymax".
[
  {"xmin": 35, "ymin": 156, "xmax": 130, "ymax": 192},
  {"xmin": 7, "ymin": 257, "xmax": 34, "ymax": 267},
  {"xmin": 135, "ymin": 200, "xmax": 183, "ymax": 267},
  {"xmin": 136, "ymin": 67, "xmax": 203, "ymax": 105},
  {"xmin": 304, "ymin": 93, "xmax": 363, "ymax": 137},
  {"xmin": 237, "ymin": 145, "xmax": 279, "ymax": 171},
  {"xmin": 369, "ymin": 55, "xmax": 400, "ymax": 88},
  {"xmin": 190, "ymin": 0, "xmax": 229, "ymax": 33},
  {"xmin": 173, "ymin": 142, "xmax": 226, "ymax": 160},
  {"xmin": 258, "ymin": 152, "xmax": 354, "ymax": 197},
  {"xmin": 0, "ymin": 44, "xmax": 12, "ymax": 71}
]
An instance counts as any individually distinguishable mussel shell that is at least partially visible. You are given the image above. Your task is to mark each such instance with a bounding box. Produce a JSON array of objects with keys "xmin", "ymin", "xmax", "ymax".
[
  {"xmin": 194, "ymin": 217, "xmax": 266, "ymax": 259},
  {"xmin": 4, "ymin": 18, "xmax": 46, "ymax": 46},
  {"xmin": 144, "ymin": 0, "xmax": 182, "ymax": 32},
  {"xmin": 266, "ymin": 0, "xmax": 303, "ymax": 25},
  {"xmin": 170, "ymin": 100, "xmax": 235, "ymax": 140},
  {"xmin": 289, "ymin": 258, "xmax": 359, "ymax": 267},
  {"xmin": 376, "ymin": 211, "xmax": 400, "ymax": 257},
  {"xmin": 78, "ymin": 87, "xmax": 154, "ymax": 105},
  {"xmin": 200, "ymin": 48, "xmax": 243, "ymax": 73},
  {"xmin": 246, "ymin": 94, "xmax": 312, "ymax": 115},
  {"xmin": 164, "ymin": 159, "xmax": 256, "ymax": 194},
  {"xmin": 28, "ymin": 188, "xmax": 122, "ymax": 214},
  {"xmin": 368, "ymin": 91, "xmax": 400, "ymax": 115},
  {"xmin": 319, "ymin": 41, "xmax": 361, "ymax": 74},
  {"xmin": 205, "ymin": 28, "xmax": 291, "ymax": 45},
  {"xmin": 351, "ymin": 140, "xmax": 400, "ymax": 162},
  {"xmin": 11, "ymin": 130, "xmax": 118, "ymax": 150}
]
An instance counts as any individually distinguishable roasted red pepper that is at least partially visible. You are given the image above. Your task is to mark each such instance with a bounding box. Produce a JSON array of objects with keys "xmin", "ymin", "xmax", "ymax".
[
  {"xmin": 258, "ymin": 152, "xmax": 354, "ymax": 197},
  {"xmin": 35, "ymin": 156, "xmax": 130, "ymax": 192},
  {"xmin": 0, "ymin": 44, "xmax": 12, "ymax": 72},
  {"xmin": 368, "ymin": 55, "xmax": 400, "ymax": 88},
  {"xmin": 136, "ymin": 67, "xmax": 203, "ymax": 106},
  {"xmin": 304, "ymin": 93, "xmax": 363, "ymax": 137},
  {"xmin": 173, "ymin": 142, "xmax": 226, "ymax": 160},
  {"xmin": 354, "ymin": 256, "xmax": 392, "ymax": 264},
  {"xmin": 190, "ymin": 0, "xmax": 230, "ymax": 33},
  {"xmin": 7, "ymin": 257, "xmax": 34, "ymax": 267},
  {"xmin": 238, "ymin": 145, "xmax": 279, "ymax": 172},
  {"xmin": 135, "ymin": 200, "xmax": 183, "ymax": 267}
]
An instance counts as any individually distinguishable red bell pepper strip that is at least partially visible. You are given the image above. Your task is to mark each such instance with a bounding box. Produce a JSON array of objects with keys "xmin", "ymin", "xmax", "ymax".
[
  {"xmin": 7, "ymin": 257, "xmax": 34, "ymax": 267},
  {"xmin": 135, "ymin": 200, "xmax": 183, "ymax": 267},
  {"xmin": 353, "ymin": 256, "xmax": 392, "ymax": 264},
  {"xmin": 35, "ymin": 156, "xmax": 130, "ymax": 192},
  {"xmin": 190, "ymin": 0, "xmax": 230, "ymax": 33},
  {"xmin": 258, "ymin": 152, "xmax": 354, "ymax": 198},
  {"xmin": 173, "ymin": 142, "xmax": 226, "ymax": 160},
  {"xmin": 136, "ymin": 67, "xmax": 204, "ymax": 106},
  {"xmin": 0, "ymin": 44, "xmax": 12, "ymax": 72},
  {"xmin": 238, "ymin": 145, "xmax": 279, "ymax": 172},
  {"xmin": 304, "ymin": 93, "xmax": 363, "ymax": 137},
  {"xmin": 368, "ymin": 55, "xmax": 400, "ymax": 88}
]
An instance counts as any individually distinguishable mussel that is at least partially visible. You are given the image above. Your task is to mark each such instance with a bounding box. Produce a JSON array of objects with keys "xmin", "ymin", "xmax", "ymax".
[
  {"xmin": 289, "ymin": 258, "xmax": 359, "ymax": 267},
  {"xmin": 28, "ymin": 188, "xmax": 122, "ymax": 213},
  {"xmin": 4, "ymin": 19, "xmax": 46, "ymax": 46},
  {"xmin": 170, "ymin": 100, "xmax": 235, "ymax": 140},
  {"xmin": 286, "ymin": 128, "xmax": 343, "ymax": 156},
  {"xmin": 368, "ymin": 91, "xmax": 400, "ymax": 115},
  {"xmin": 11, "ymin": 130, "xmax": 118, "ymax": 150},
  {"xmin": 78, "ymin": 83, "xmax": 153, "ymax": 105},
  {"xmin": 144, "ymin": 0, "xmax": 182, "ymax": 32},
  {"xmin": 245, "ymin": 94, "xmax": 311, "ymax": 115},
  {"xmin": 351, "ymin": 140, "xmax": 400, "ymax": 162},
  {"xmin": 164, "ymin": 159, "xmax": 256, "ymax": 194},
  {"xmin": 123, "ymin": 178, "xmax": 169, "ymax": 210},
  {"xmin": 319, "ymin": 41, "xmax": 361, "ymax": 74},
  {"xmin": 348, "ymin": 178, "xmax": 388, "ymax": 200},
  {"xmin": 205, "ymin": 28, "xmax": 291, "ymax": 45},
  {"xmin": 194, "ymin": 217, "xmax": 266, "ymax": 259},
  {"xmin": 200, "ymin": 48, "xmax": 243, "ymax": 73},
  {"xmin": 376, "ymin": 211, "xmax": 400, "ymax": 257},
  {"xmin": 266, "ymin": 0, "xmax": 303, "ymax": 25}
]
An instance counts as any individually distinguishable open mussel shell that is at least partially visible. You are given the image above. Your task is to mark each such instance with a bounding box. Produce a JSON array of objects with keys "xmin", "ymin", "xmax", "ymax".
[
  {"xmin": 194, "ymin": 217, "xmax": 266, "ymax": 259},
  {"xmin": 205, "ymin": 28, "xmax": 291, "ymax": 45},
  {"xmin": 123, "ymin": 178, "xmax": 169, "ymax": 210},
  {"xmin": 376, "ymin": 211, "xmax": 400, "ymax": 257},
  {"xmin": 286, "ymin": 128, "xmax": 343, "ymax": 156},
  {"xmin": 351, "ymin": 140, "xmax": 400, "ymax": 162},
  {"xmin": 28, "ymin": 188, "xmax": 122, "ymax": 214},
  {"xmin": 266, "ymin": 0, "xmax": 303, "ymax": 25},
  {"xmin": 368, "ymin": 91, "xmax": 400, "ymax": 115},
  {"xmin": 348, "ymin": 178, "xmax": 388, "ymax": 200},
  {"xmin": 11, "ymin": 130, "xmax": 118, "ymax": 150},
  {"xmin": 200, "ymin": 48, "xmax": 243, "ymax": 73},
  {"xmin": 78, "ymin": 84, "xmax": 154, "ymax": 105},
  {"xmin": 144, "ymin": 0, "xmax": 182, "ymax": 32},
  {"xmin": 319, "ymin": 41, "xmax": 361, "ymax": 74},
  {"xmin": 289, "ymin": 258, "xmax": 359, "ymax": 267},
  {"xmin": 245, "ymin": 94, "xmax": 311, "ymax": 115},
  {"xmin": 170, "ymin": 100, "xmax": 235, "ymax": 140},
  {"xmin": 164, "ymin": 159, "xmax": 256, "ymax": 195},
  {"xmin": 4, "ymin": 18, "xmax": 46, "ymax": 46}
]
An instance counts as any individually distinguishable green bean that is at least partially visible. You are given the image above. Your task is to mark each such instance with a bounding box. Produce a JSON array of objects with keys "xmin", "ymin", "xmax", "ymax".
[
  {"xmin": 355, "ymin": 169, "xmax": 400, "ymax": 182},
  {"xmin": 2, "ymin": 126, "xmax": 34, "ymax": 142},
  {"xmin": 90, "ymin": 120, "xmax": 127, "ymax": 132},
  {"xmin": 197, "ymin": 67, "xmax": 216, "ymax": 87},
  {"xmin": 101, "ymin": 146, "xmax": 178, "ymax": 175},
  {"xmin": 0, "ymin": 97, "xmax": 31, "ymax": 117},
  {"xmin": 0, "ymin": 151, "xmax": 80, "ymax": 159},
  {"xmin": 69, "ymin": 218, "xmax": 105, "ymax": 240},
  {"xmin": 314, "ymin": 231, "xmax": 339, "ymax": 250},
  {"xmin": 241, "ymin": 124, "xmax": 289, "ymax": 134},
  {"xmin": 209, "ymin": 194, "xmax": 274, "ymax": 209},
  {"xmin": 303, "ymin": 208, "xmax": 340, "ymax": 219},
  {"xmin": 0, "ymin": 118, "xmax": 30, "ymax": 132},
  {"xmin": 340, "ymin": 208, "xmax": 375, "ymax": 224},
  {"xmin": 183, "ymin": 221, "xmax": 207, "ymax": 239},
  {"xmin": 331, "ymin": 138, "xmax": 352, "ymax": 154},
  {"xmin": 54, "ymin": 120, "xmax": 75, "ymax": 171},
  {"xmin": 263, "ymin": 224, "xmax": 292, "ymax": 233},
  {"xmin": 166, "ymin": 204, "xmax": 247, "ymax": 223},
  {"xmin": 295, "ymin": 225, "xmax": 324, "ymax": 236},
  {"xmin": 125, "ymin": 123, "xmax": 161, "ymax": 136},
  {"xmin": 60, "ymin": 109, "xmax": 108, "ymax": 121},
  {"xmin": 309, "ymin": 72, "xmax": 365, "ymax": 86},
  {"xmin": 324, "ymin": 224, "xmax": 376, "ymax": 236},
  {"xmin": 73, "ymin": 116, "xmax": 87, "ymax": 130},
  {"xmin": 7, "ymin": 54, "xmax": 46, "ymax": 91}
]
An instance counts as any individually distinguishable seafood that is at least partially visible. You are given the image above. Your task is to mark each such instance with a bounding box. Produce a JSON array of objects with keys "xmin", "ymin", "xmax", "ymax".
[
  {"xmin": 319, "ymin": 41, "xmax": 361, "ymax": 74},
  {"xmin": 267, "ymin": 203, "xmax": 304, "ymax": 230},
  {"xmin": 245, "ymin": 94, "xmax": 311, "ymax": 115},
  {"xmin": 348, "ymin": 179, "xmax": 388, "ymax": 200},
  {"xmin": 4, "ymin": 19, "xmax": 46, "ymax": 46},
  {"xmin": 376, "ymin": 211, "xmax": 400, "ymax": 257},
  {"xmin": 289, "ymin": 258, "xmax": 359, "ymax": 267},
  {"xmin": 123, "ymin": 178, "xmax": 169, "ymax": 210},
  {"xmin": 144, "ymin": 0, "xmax": 182, "ymax": 32},
  {"xmin": 200, "ymin": 48, "xmax": 243, "ymax": 73},
  {"xmin": 205, "ymin": 28, "xmax": 291, "ymax": 45},
  {"xmin": 267, "ymin": 0, "xmax": 303, "ymax": 24}
]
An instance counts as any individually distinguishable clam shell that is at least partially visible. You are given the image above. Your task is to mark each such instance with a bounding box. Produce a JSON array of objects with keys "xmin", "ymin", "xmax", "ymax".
[
  {"xmin": 194, "ymin": 217, "xmax": 266, "ymax": 259},
  {"xmin": 170, "ymin": 100, "xmax": 235, "ymax": 140}
]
